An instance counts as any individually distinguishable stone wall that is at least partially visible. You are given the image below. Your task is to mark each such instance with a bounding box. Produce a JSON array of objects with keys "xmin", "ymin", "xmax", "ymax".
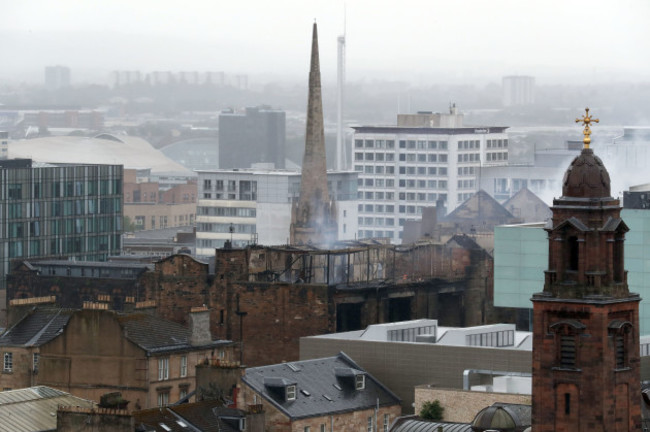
[
  {"xmin": 414, "ymin": 386, "xmax": 531, "ymax": 423},
  {"xmin": 57, "ymin": 406, "xmax": 133, "ymax": 432}
]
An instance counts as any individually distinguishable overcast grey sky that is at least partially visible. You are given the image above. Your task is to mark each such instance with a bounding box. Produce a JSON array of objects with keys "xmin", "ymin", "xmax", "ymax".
[{"xmin": 3, "ymin": 0, "xmax": 649, "ymax": 85}]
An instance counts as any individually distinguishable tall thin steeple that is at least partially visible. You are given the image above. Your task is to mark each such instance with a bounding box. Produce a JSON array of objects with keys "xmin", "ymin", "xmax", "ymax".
[{"xmin": 290, "ymin": 22, "xmax": 338, "ymax": 246}]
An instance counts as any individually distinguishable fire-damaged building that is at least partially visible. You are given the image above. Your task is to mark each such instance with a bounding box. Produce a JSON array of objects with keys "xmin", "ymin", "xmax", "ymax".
[
  {"xmin": 5, "ymin": 25, "xmax": 502, "ymax": 368},
  {"xmin": 7, "ymin": 234, "xmax": 496, "ymax": 367}
]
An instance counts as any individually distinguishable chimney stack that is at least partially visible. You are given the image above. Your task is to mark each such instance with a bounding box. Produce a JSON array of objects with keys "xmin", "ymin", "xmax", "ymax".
[{"xmin": 190, "ymin": 306, "xmax": 212, "ymax": 346}]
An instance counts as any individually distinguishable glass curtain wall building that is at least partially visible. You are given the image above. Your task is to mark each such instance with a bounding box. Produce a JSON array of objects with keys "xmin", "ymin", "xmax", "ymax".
[{"xmin": 0, "ymin": 159, "xmax": 123, "ymax": 320}]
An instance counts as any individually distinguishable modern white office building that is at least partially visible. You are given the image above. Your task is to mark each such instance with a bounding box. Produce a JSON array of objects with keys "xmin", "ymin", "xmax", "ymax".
[
  {"xmin": 195, "ymin": 168, "xmax": 358, "ymax": 256},
  {"xmin": 352, "ymin": 109, "xmax": 509, "ymax": 242}
]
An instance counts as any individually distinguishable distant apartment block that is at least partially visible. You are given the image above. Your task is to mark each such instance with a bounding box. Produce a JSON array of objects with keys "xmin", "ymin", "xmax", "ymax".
[
  {"xmin": 20, "ymin": 110, "xmax": 104, "ymax": 131},
  {"xmin": 218, "ymin": 106, "xmax": 286, "ymax": 169},
  {"xmin": 195, "ymin": 168, "xmax": 358, "ymax": 254},
  {"xmin": 44, "ymin": 65, "xmax": 71, "ymax": 90},
  {"xmin": 502, "ymin": 75, "xmax": 535, "ymax": 107},
  {"xmin": 109, "ymin": 70, "xmax": 236, "ymax": 88},
  {"xmin": 123, "ymin": 168, "xmax": 196, "ymax": 231},
  {"xmin": 109, "ymin": 70, "xmax": 143, "ymax": 87},
  {"xmin": 352, "ymin": 108, "xmax": 509, "ymax": 242},
  {"xmin": 0, "ymin": 159, "xmax": 123, "ymax": 323}
]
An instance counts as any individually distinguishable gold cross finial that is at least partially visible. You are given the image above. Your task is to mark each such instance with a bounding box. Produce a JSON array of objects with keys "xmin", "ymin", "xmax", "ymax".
[{"xmin": 575, "ymin": 107, "xmax": 599, "ymax": 149}]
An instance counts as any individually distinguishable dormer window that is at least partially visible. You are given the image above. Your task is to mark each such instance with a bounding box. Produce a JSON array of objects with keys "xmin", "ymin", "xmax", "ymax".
[
  {"xmin": 286, "ymin": 385, "xmax": 297, "ymax": 401},
  {"xmin": 355, "ymin": 374, "xmax": 365, "ymax": 390},
  {"xmin": 335, "ymin": 367, "xmax": 366, "ymax": 391}
]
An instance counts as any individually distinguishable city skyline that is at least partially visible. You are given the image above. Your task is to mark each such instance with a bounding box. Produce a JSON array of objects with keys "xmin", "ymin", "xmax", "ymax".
[{"xmin": 2, "ymin": 0, "xmax": 649, "ymax": 85}]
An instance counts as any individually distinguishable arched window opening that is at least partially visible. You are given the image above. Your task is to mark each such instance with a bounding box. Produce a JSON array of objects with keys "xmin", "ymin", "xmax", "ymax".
[
  {"xmin": 550, "ymin": 320, "xmax": 585, "ymax": 370},
  {"xmin": 609, "ymin": 320, "xmax": 633, "ymax": 370}
]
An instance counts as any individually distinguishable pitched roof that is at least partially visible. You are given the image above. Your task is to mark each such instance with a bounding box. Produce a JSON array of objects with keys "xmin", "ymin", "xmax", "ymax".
[
  {"xmin": 444, "ymin": 190, "xmax": 514, "ymax": 224},
  {"xmin": 173, "ymin": 403, "xmax": 245, "ymax": 432},
  {"xmin": 0, "ymin": 386, "xmax": 95, "ymax": 432},
  {"xmin": 446, "ymin": 234, "xmax": 482, "ymax": 250},
  {"xmin": 134, "ymin": 401, "xmax": 245, "ymax": 432},
  {"xmin": 241, "ymin": 352, "xmax": 400, "ymax": 420},
  {"xmin": 117, "ymin": 313, "xmax": 229, "ymax": 354},
  {"xmin": 0, "ymin": 308, "xmax": 73, "ymax": 347},
  {"xmin": 502, "ymin": 187, "xmax": 551, "ymax": 223}
]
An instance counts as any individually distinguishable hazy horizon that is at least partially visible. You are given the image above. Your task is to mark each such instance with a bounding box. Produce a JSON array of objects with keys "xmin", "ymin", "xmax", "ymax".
[{"xmin": 3, "ymin": 0, "xmax": 649, "ymax": 87}]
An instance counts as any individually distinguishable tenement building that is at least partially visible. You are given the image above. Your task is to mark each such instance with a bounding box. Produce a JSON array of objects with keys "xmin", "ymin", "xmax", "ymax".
[
  {"xmin": 352, "ymin": 106, "xmax": 509, "ymax": 243},
  {"xmin": 531, "ymin": 109, "xmax": 642, "ymax": 431}
]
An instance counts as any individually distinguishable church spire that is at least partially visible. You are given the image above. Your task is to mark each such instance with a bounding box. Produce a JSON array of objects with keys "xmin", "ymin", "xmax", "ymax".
[
  {"xmin": 290, "ymin": 22, "xmax": 338, "ymax": 246},
  {"xmin": 301, "ymin": 21, "xmax": 328, "ymax": 205}
]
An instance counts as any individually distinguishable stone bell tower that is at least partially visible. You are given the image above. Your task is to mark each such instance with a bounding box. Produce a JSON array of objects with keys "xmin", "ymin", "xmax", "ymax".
[
  {"xmin": 531, "ymin": 109, "xmax": 641, "ymax": 432},
  {"xmin": 290, "ymin": 22, "xmax": 337, "ymax": 246}
]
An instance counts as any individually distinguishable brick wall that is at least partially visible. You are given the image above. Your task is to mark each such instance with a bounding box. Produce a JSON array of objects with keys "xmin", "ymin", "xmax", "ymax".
[{"xmin": 147, "ymin": 255, "xmax": 211, "ymax": 327}]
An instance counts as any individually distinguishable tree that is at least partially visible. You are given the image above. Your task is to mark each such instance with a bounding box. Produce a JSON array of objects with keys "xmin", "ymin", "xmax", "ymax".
[
  {"xmin": 420, "ymin": 400, "xmax": 444, "ymax": 421},
  {"xmin": 123, "ymin": 216, "xmax": 137, "ymax": 232}
]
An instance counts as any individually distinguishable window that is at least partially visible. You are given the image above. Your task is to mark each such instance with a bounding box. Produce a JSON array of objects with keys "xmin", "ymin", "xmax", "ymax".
[
  {"xmin": 33, "ymin": 353, "xmax": 39, "ymax": 373},
  {"xmin": 321, "ymin": 424, "xmax": 326, "ymax": 432},
  {"xmin": 157, "ymin": 391, "xmax": 169, "ymax": 407},
  {"xmin": 158, "ymin": 358, "xmax": 169, "ymax": 380},
  {"xmin": 286, "ymin": 385, "xmax": 297, "ymax": 401},
  {"xmin": 610, "ymin": 320, "xmax": 633, "ymax": 370},
  {"xmin": 305, "ymin": 427, "xmax": 311, "ymax": 432},
  {"xmin": 355, "ymin": 374, "xmax": 365, "ymax": 390},
  {"xmin": 384, "ymin": 414, "xmax": 390, "ymax": 432},
  {"xmin": 180, "ymin": 355, "xmax": 187, "ymax": 377},
  {"xmin": 550, "ymin": 321, "xmax": 584, "ymax": 369},
  {"xmin": 3, "ymin": 352, "xmax": 12, "ymax": 372},
  {"xmin": 179, "ymin": 388, "xmax": 188, "ymax": 400},
  {"xmin": 367, "ymin": 416, "xmax": 374, "ymax": 432},
  {"xmin": 564, "ymin": 393, "xmax": 571, "ymax": 415}
]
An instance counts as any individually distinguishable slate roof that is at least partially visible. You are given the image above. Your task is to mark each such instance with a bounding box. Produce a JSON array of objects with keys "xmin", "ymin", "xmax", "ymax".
[
  {"xmin": 0, "ymin": 307, "xmax": 73, "ymax": 347},
  {"xmin": 118, "ymin": 313, "xmax": 230, "ymax": 354},
  {"xmin": 173, "ymin": 404, "xmax": 245, "ymax": 432},
  {"xmin": 134, "ymin": 401, "xmax": 245, "ymax": 432},
  {"xmin": 0, "ymin": 386, "xmax": 95, "ymax": 432},
  {"xmin": 444, "ymin": 190, "xmax": 515, "ymax": 224},
  {"xmin": 0, "ymin": 307, "xmax": 230, "ymax": 354},
  {"xmin": 502, "ymin": 187, "xmax": 551, "ymax": 223},
  {"xmin": 446, "ymin": 234, "xmax": 482, "ymax": 250},
  {"xmin": 241, "ymin": 352, "xmax": 401, "ymax": 420}
]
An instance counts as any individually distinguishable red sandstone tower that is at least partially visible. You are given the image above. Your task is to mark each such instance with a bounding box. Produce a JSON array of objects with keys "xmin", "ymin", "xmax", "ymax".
[
  {"xmin": 532, "ymin": 109, "xmax": 641, "ymax": 431},
  {"xmin": 290, "ymin": 22, "xmax": 337, "ymax": 246}
]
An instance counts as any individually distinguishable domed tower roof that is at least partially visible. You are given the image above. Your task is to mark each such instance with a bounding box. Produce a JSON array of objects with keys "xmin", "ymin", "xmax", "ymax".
[
  {"xmin": 561, "ymin": 147, "xmax": 611, "ymax": 198},
  {"xmin": 561, "ymin": 107, "xmax": 611, "ymax": 199},
  {"xmin": 471, "ymin": 403, "xmax": 529, "ymax": 432}
]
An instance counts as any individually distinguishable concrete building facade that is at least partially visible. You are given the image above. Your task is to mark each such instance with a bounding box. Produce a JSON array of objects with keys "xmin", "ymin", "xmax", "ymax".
[
  {"xmin": 195, "ymin": 169, "xmax": 357, "ymax": 254},
  {"xmin": 300, "ymin": 320, "xmax": 533, "ymax": 413},
  {"xmin": 352, "ymin": 108, "xmax": 509, "ymax": 242}
]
